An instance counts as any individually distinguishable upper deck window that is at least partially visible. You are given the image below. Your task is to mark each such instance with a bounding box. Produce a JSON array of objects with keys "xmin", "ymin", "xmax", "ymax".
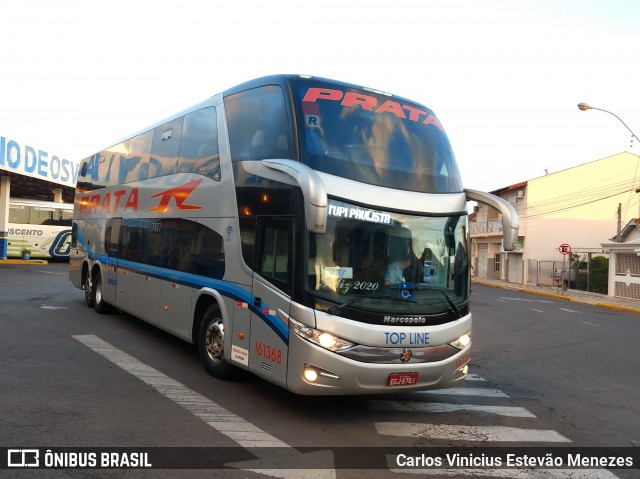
[
  {"xmin": 225, "ymin": 85, "xmax": 293, "ymax": 162},
  {"xmin": 292, "ymin": 80, "xmax": 462, "ymax": 193}
]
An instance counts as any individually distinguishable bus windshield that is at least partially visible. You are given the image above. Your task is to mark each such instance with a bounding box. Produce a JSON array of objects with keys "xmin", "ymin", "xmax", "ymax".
[
  {"xmin": 306, "ymin": 199, "xmax": 470, "ymax": 316},
  {"xmin": 292, "ymin": 79, "xmax": 462, "ymax": 193}
]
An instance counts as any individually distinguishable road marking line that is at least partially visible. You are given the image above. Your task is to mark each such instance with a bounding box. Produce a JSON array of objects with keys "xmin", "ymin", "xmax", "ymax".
[
  {"xmin": 582, "ymin": 321, "xmax": 601, "ymax": 327},
  {"xmin": 368, "ymin": 400, "xmax": 535, "ymax": 418},
  {"xmin": 73, "ymin": 334, "xmax": 287, "ymax": 448},
  {"xmin": 559, "ymin": 307, "xmax": 580, "ymax": 313},
  {"xmin": 375, "ymin": 423, "xmax": 571, "ymax": 442},
  {"xmin": 464, "ymin": 373, "xmax": 486, "ymax": 382},
  {"xmin": 499, "ymin": 297, "xmax": 534, "ymax": 302},
  {"xmin": 415, "ymin": 388, "xmax": 509, "ymax": 398},
  {"xmin": 531, "ymin": 308, "xmax": 544, "ymax": 313},
  {"xmin": 74, "ymin": 335, "xmax": 339, "ymax": 478}
]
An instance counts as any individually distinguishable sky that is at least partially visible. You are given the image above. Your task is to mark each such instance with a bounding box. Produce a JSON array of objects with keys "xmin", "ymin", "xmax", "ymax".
[{"xmin": 1, "ymin": 0, "xmax": 639, "ymax": 193}]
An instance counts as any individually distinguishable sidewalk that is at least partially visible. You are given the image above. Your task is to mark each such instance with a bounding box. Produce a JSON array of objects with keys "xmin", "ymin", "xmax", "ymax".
[
  {"xmin": 0, "ymin": 258, "xmax": 48, "ymax": 265},
  {"xmin": 472, "ymin": 277, "xmax": 640, "ymax": 315}
]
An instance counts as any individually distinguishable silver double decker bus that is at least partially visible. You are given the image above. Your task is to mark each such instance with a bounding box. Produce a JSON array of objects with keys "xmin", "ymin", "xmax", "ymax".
[{"xmin": 70, "ymin": 75, "xmax": 518, "ymax": 395}]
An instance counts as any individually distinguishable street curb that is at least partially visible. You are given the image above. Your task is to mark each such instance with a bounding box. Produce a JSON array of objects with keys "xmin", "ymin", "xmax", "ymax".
[
  {"xmin": 594, "ymin": 302, "xmax": 640, "ymax": 315},
  {"xmin": 472, "ymin": 279, "xmax": 640, "ymax": 315},
  {"xmin": 472, "ymin": 279, "xmax": 571, "ymax": 301},
  {"xmin": 0, "ymin": 259, "xmax": 48, "ymax": 265}
]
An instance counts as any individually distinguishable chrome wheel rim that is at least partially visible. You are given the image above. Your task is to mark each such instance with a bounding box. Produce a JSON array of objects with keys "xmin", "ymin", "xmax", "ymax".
[{"xmin": 205, "ymin": 320, "xmax": 224, "ymax": 362}]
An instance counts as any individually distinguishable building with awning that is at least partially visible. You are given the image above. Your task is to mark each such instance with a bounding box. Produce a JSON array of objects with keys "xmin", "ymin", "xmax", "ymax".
[{"xmin": 0, "ymin": 135, "xmax": 78, "ymax": 259}]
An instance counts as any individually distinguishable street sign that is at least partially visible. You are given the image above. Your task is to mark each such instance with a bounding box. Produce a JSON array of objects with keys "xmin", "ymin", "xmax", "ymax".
[{"xmin": 559, "ymin": 243, "xmax": 571, "ymax": 255}]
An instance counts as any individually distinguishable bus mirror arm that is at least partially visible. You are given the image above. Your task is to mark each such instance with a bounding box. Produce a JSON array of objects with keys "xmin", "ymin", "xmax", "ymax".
[
  {"xmin": 464, "ymin": 188, "xmax": 520, "ymax": 251},
  {"xmin": 262, "ymin": 159, "xmax": 328, "ymax": 234}
]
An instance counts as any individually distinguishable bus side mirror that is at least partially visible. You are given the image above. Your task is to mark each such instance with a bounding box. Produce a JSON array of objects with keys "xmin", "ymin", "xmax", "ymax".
[
  {"xmin": 240, "ymin": 159, "xmax": 328, "ymax": 234},
  {"xmin": 261, "ymin": 159, "xmax": 328, "ymax": 234},
  {"xmin": 464, "ymin": 188, "xmax": 520, "ymax": 251}
]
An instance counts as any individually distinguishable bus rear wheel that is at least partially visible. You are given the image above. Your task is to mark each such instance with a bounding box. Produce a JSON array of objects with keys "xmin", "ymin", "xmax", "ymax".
[
  {"xmin": 93, "ymin": 271, "xmax": 114, "ymax": 314},
  {"xmin": 198, "ymin": 305, "xmax": 234, "ymax": 379},
  {"xmin": 84, "ymin": 271, "xmax": 94, "ymax": 308}
]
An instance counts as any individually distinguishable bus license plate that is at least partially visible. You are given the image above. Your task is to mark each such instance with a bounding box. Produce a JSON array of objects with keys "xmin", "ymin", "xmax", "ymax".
[{"xmin": 388, "ymin": 372, "xmax": 418, "ymax": 386}]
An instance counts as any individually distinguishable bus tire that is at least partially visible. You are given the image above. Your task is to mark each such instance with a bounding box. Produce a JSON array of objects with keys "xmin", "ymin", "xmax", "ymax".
[
  {"xmin": 198, "ymin": 305, "xmax": 234, "ymax": 379},
  {"xmin": 93, "ymin": 271, "xmax": 114, "ymax": 314},
  {"xmin": 84, "ymin": 270, "xmax": 95, "ymax": 308}
]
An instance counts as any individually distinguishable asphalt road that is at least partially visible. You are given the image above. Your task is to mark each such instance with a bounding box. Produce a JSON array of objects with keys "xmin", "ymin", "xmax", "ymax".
[{"xmin": 1, "ymin": 262, "xmax": 638, "ymax": 478}]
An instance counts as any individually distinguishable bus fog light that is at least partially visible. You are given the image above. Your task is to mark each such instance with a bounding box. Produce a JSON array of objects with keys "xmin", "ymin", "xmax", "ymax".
[
  {"xmin": 303, "ymin": 364, "xmax": 340, "ymax": 383},
  {"xmin": 303, "ymin": 368, "xmax": 319, "ymax": 382},
  {"xmin": 462, "ymin": 365, "xmax": 469, "ymax": 375},
  {"xmin": 449, "ymin": 332, "xmax": 471, "ymax": 350}
]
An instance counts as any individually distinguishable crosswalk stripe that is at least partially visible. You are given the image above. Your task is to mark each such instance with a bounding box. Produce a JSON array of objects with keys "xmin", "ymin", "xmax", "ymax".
[
  {"xmin": 368, "ymin": 400, "xmax": 535, "ymax": 418},
  {"xmin": 415, "ymin": 387, "xmax": 509, "ymax": 398},
  {"xmin": 375, "ymin": 423, "xmax": 571, "ymax": 442},
  {"xmin": 72, "ymin": 334, "xmax": 288, "ymax": 448}
]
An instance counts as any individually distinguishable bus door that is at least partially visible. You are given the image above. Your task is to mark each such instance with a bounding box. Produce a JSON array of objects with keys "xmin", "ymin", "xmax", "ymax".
[
  {"xmin": 250, "ymin": 217, "xmax": 294, "ymax": 388},
  {"xmin": 104, "ymin": 219, "xmax": 121, "ymax": 306}
]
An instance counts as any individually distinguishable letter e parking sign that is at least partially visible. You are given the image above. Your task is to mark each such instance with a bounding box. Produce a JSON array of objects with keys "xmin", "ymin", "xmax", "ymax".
[{"xmin": 559, "ymin": 243, "xmax": 571, "ymax": 255}]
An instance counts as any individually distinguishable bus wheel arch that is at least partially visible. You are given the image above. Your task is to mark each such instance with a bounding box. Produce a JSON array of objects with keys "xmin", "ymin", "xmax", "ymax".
[{"xmin": 194, "ymin": 293, "xmax": 234, "ymax": 379}]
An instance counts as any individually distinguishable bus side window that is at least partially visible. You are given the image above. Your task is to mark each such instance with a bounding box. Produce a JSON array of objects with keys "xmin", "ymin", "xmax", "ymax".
[
  {"xmin": 191, "ymin": 224, "xmax": 225, "ymax": 279},
  {"xmin": 9, "ymin": 204, "xmax": 29, "ymax": 224},
  {"xmin": 124, "ymin": 131, "xmax": 152, "ymax": 183},
  {"xmin": 256, "ymin": 217, "xmax": 293, "ymax": 294},
  {"xmin": 178, "ymin": 107, "xmax": 220, "ymax": 180},
  {"xmin": 225, "ymin": 85, "xmax": 292, "ymax": 162},
  {"xmin": 104, "ymin": 219, "xmax": 121, "ymax": 258},
  {"xmin": 149, "ymin": 118, "xmax": 183, "ymax": 178}
]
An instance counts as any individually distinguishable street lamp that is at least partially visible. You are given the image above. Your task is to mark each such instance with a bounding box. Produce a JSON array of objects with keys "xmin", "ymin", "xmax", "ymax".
[{"xmin": 577, "ymin": 102, "xmax": 640, "ymax": 143}]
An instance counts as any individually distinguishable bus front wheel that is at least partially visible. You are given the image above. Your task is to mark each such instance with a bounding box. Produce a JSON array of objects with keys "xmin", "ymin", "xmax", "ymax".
[{"xmin": 198, "ymin": 305, "xmax": 234, "ymax": 379}]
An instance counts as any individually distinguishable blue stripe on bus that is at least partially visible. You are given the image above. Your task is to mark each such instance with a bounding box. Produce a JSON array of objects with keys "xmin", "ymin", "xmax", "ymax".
[
  {"xmin": 76, "ymin": 231, "xmax": 288, "ymax": 342},
  {"xmin": 117, "ymin": 259, "xmax": 289, "ymax": 343}
]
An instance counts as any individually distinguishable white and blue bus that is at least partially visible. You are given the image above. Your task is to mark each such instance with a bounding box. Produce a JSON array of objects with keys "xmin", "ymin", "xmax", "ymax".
[
  {"xmin": 8, "ymin": 198, "xmax": 73, "ymax": 259},
  {"xmin": 70, "ymin": 75, "xmax": 518, "ymax": 395}
]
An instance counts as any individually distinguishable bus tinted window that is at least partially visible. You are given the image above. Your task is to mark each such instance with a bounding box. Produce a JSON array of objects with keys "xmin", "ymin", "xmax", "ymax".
[
  {"xmin": 150, "ymin": 118, "xmax": 182, "ymax": 178},
  {"xmin": 191, "ymin": 224, "xmax": 225, "ymax": 278},
  {"xmin": 292, "ymin": 79, "xmax": 463, "ymax": 193},
  {"xmin": 178, "ymin": 107, "xmax": 220, "ymax": 180},
  {"xmin": 118, "ymin": 218, "xmax": 224, "ymax": 279},
  {"xmin": 104, "ymin": 142, "xmax": 129, "ymax": 187},
  {"xmin": 9, "ymin": 204, "xmax": 29, "ymax": 224},
  {"xmin": 225, "ymin": 86, "xmax": 292, "ymax": 162},
  {"xmin": 125, "ymin": 131, "xmax": 152, "ymax": 183}
]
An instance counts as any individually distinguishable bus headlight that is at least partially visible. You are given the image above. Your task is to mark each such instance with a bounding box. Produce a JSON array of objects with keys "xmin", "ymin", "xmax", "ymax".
[
  {"xmin": 289, "ymin": 318, "xmax": 355, "ymax": 352},
  {"xmin": 449, "ymin": 332, "xmax": 471, "ymax": 350}
]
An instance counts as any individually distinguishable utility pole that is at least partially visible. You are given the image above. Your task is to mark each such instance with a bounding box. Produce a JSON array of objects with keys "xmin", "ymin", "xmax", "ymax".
[{"xmin": 617, "ymin": 203, "xmax": 622, "ymax": 242}]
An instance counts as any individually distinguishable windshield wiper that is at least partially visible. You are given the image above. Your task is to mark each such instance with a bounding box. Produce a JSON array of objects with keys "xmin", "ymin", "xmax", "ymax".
[
  {"xmin": 438, "ymin": 289, "xmax": 462, "ymax": 319},
  {"xmin": 327, "ymin": 295, "xmax": 416, "ymax": 315}
]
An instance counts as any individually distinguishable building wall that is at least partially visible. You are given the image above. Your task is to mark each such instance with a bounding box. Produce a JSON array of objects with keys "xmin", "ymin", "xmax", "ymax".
[
  {"xmin": 525, "ymin": 152, "xmax": 639, "ymax": 262},
  {"xmin": 471, "ymin": 152, "xmax": 640, "ymax": 284}
]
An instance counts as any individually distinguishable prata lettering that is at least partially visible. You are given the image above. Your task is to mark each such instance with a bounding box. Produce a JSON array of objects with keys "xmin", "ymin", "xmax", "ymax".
[
  {"xmin": 328, "ymin": 204, "xmax": 391, "ymax": 224},
  {"xmin": 78, "ymin": 188, "xmax": 139, "ymax": 216},
  {"xmin": 302, "ymin": 88, "xmax": 445, "ymax": 132},
  {"xmin": 384, "ymin": 331, "xmax": 430, "ymax": 345},
  {"xmin": 383, "ymin": 315, "xmax": 427, "ymax": 325}
]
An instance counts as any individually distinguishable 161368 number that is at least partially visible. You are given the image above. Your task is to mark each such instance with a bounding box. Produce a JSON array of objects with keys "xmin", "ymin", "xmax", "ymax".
[{"xmin": 254, "ymin": 341, "xmax": 282, "ymax": 365}]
